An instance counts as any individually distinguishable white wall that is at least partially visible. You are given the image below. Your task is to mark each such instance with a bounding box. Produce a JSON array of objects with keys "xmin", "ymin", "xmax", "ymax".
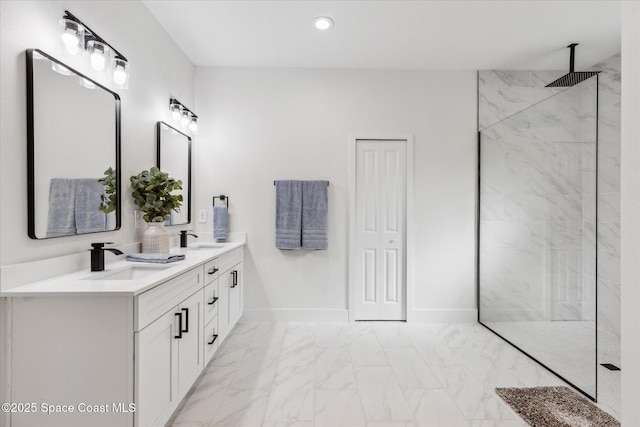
[
  {"xmin": 0, "ymin": 0, "xmax": 195, "ymax": 419},
  {"xmin": 194, "ymin": 67, "xmax": 477, "ymax": 321},
  {"xmin": 621, "ymin": 1, "xmax": 640, "ymax": 425},
  {"xmin": 0, "ymin": 0, "xmax": 195, "ymax": 268}
]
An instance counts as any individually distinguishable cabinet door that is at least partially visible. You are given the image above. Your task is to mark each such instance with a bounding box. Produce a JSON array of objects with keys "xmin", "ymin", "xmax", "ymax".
[
  {"xmin": 136, "ymin": 310, "xmax": 178, "ymax": 427},
  {"xmin": 229, "ymin": 263, "xmax": 243, "ymax": 328},
  {"xmin": 218, "ymin": 268, "xmax": 231, "ymax": 337},
  {"xmin": 177, "ymin": 290, "xmax": 204, "ymax": 398}
]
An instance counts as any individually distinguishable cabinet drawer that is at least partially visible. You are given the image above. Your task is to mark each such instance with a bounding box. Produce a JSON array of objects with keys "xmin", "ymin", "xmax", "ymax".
[
  {"xmin": 204, "ymin": 316, "xmax": 219, "ymax": 364},
  {"xmin": 218, "ymin": 248, "xmax": 243, "ymax": 274},
  {"xmin": 136, "ymin": 267, "xmax": 203, "ymax": 331},
  {"xmin": 204, "ymin": 259, "xmax": 219, "ymax": 284},
  {"xmin": 204, "ymin": 280, "xmax": 219, "ymax": 326}
]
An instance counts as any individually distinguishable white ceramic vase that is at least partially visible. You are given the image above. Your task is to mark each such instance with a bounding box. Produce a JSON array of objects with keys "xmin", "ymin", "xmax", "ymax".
[{"xmin": 142, "ymin": 222, "xmax": 170, "ymax": 253}]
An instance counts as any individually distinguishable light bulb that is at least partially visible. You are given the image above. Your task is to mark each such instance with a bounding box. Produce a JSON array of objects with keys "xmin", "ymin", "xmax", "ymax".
[
  {"xmin": 79, "ymin": 77, "xmax": 96, "ymax": 89},
  {"xmin": 51, "ymin": 62, "xmax": 73, "ymax": 76},
  {"xmin": 59, "ymin": 19, "xmax": 83, "ymax": 56},
  {"xmin": 61, "ymin": 31, "xmax": 79, "ymax": 55},
  {"xmin": 88, "ymin": 40, "xmax": 108, "ymax": 72},
  {"xmin": 91, "ymin": 52, "xmax": 106, "ymax": 71},
  {"xmin": 171, "ymin": 104, "xmax": 181, "ymax": 121},
  {"xmin": 113, "ymin": 67, "xmax": 127, "ymax": 85},
  {"xmin": 111, "ymin": 58, "xmax": 129, "ymax": 87},
  {"xmin": 180, "ymin": 111, "xmax": 190, "ymax": 127},
  {"xmin": 188, "ymin": 117, "xmax": 198, "ymax": 133}
]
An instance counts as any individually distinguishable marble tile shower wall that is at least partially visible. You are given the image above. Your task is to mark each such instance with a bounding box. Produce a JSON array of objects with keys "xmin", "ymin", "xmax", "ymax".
[
  {"xmin": 479, "ymin": 81, "xmax": 596, "ymax": 323},
  {"xmin": 591, "ymin": 54, "xmax": 622, "ymax": 365},
  {"xmin": 478, "ymin": 53, "xmax": 621, "ymax": 359}
]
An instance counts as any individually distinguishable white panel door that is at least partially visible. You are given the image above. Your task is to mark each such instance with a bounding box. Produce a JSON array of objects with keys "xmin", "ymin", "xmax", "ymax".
[{"xmin": 354, "ymin": 140, "xmax": 406, "ymax": 320}]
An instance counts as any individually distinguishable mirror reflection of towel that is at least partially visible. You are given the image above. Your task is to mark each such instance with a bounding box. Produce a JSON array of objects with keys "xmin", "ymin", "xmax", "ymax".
[
  {"xmin": 46, "ymin": 178, "xmax": 77, "ymax": 237},
  {"xmin": 46, "ymin": 178, "xmax": 107, "ymax": 237},
  {"xmin": 75, "ymin": 179, "xmax": 107, "ymax": 234}
]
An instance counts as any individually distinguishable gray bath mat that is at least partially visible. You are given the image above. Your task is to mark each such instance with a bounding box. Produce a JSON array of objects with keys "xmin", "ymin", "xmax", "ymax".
[{"xmin": 495, "ymin": 386, "xmax": 619, "ymax": 427}]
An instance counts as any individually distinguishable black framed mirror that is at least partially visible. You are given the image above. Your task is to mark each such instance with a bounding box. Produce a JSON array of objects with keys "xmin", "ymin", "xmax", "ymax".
[
  {"xmin": 157, "ymin": 122, "xmax": 191, "ymax": 225},
  {"xmin": 27, "ymin": 49, "xmax": 121, "ymax": 239}
]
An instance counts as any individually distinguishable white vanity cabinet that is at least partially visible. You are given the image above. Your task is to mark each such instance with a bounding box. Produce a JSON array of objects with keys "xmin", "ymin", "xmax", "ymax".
[
  {"xmin": 135, "ymin": 268, "xmax": 204, "ymax": 427},
  {"xmin": 3, "ymin": 243, "xmax": 245, "ymax": 427},
  {"xmin": 216, "ymin": 248, "xmax": 243, "ymax": 342}
]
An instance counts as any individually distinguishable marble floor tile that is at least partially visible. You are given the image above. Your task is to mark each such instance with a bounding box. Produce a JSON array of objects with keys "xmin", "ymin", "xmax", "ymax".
[
  {"xmin": 406, "ymin": 389, "xmax": 470, "ymax": 427},
  {"xmin": 355, "ymin": 366, "xmax": 414, "ymax": 422},
  {"xmin": 264, "ymin": 364, "xmax": 315, "ymax": 422},
  {"xmin": 315, "ymin": 346, "xmax": 358, "ymax": 389},
  {"xmin": 348, "ymin": 331, "xmax": 389, "ymax": 367},
  {"xmin": 167, "ymin": 321, "xmax": 619, "ymax": 426},
  {"xmin": 384, "ymin": 347, "xmax": 442, "ymax": 390},
  {"xmin": 315, "ymin": 388, "xmax": 367, "ymax": 427},
  {"xmin": 209, "ymin": 387, "xmax": 270, "ymax": 427}
]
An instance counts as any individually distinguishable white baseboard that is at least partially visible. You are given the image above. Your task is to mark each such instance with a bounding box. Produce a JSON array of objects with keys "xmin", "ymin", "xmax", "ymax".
[
  {"xmin": 241, "ymin": 309, "xmax": 477, "ymax": 323},
  {"xmin": 241, "ymin": 309, "xmax": 349, "ymax": 322},
  {"xmin": 411, "ymin": 309, "xmax": 478, "ymax": 323}
]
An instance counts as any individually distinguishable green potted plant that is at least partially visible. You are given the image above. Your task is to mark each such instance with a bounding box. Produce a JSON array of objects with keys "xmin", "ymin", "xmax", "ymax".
[
  {"xmin": 130, "ymin": 167, "xmax": 182, "ymax": 252},
  {"xmin": 98, "ymin": 167, "xmax": 117, "ymax": 214}
]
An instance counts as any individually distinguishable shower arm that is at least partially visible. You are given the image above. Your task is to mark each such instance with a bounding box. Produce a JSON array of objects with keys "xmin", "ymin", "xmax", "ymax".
[{"xmin": 568, "ymin": 43, "xmax": 578, "ymax": 73}]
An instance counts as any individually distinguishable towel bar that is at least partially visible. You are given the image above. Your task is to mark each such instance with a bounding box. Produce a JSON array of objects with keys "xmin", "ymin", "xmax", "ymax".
[
  {"xmin": 212, "ymin": 195, "xmax": 229, "ymax": 207},
  {"xmin": 273, "ymin": 181, "xmax": 329, "ymax": 186}
]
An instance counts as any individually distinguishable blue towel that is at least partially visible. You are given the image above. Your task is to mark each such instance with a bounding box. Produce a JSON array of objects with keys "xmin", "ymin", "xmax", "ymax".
[
  {"xmin": 275, "ymin": 180, "xmax": 303, "ymax": 249},
  {"xmin": 125, "ymin": 253, "xmax": 185, "ymax": 263},
  {"xmin": 302, "ymin": 181, "xmax": 328, "ymax": 249},
  {"xmin": 75, "ymin": 178, "xmax": 107, "ymax": 234},
  {"xmin": 46, "ymin": 178, "xmax": 77, "ymax": 237},
  {"xmin": 213, "ymin": 206, "xmax": 229, "ymax": 241}
]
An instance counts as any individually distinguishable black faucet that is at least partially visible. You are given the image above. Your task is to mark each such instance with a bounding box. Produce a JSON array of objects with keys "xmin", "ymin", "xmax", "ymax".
[
  {"xmin": 180, "ymin": 230, "xmax": 199, "ymax": 248},
  {"xmin": 90, "ymin": 242, "xmax": 124, "ymax": 272}
]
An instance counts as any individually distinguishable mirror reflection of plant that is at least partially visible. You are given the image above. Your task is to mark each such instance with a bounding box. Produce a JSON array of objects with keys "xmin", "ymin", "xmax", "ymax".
[
  {"xmin": 98, "ymin": 167, "xmax": 116, "ymax": 214},
  {"xmin": 130, "ymin": 167, "xmax": 183, "ymax": 222}
]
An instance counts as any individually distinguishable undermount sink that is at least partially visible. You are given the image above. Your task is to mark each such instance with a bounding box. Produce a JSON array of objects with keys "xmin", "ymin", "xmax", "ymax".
[
  {"xmin": 188, "ymin": 242, "xmax": 226, "ymax": 249},
  {"xmin": 84, "ymin": 265, "xmax": 173, "ymax": 281}
]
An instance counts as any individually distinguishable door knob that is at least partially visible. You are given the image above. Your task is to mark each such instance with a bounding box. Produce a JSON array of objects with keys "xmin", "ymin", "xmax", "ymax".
[{"xmin": 389, "ymin": 239, "xmax": 396, "ymax": 243}]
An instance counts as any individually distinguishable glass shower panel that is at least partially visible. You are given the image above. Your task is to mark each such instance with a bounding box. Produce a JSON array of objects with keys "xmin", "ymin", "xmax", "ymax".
[{"xmin": 478, "ymin": 77, "xmax": 597, "ymax": 399}]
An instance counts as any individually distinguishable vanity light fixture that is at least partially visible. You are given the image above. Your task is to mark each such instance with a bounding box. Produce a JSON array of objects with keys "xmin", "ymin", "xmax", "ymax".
[
  {"xmin": 313, "ymin": 16, "xmax": 334, "ymax": 30},
  {"xmin": 180, "ymin": 110, "xmax": 191, "ymax": 127},
  {"xmin": 57, "ymin": 10, "xmax": 129, "ymax": 89},
  {"xmin": 169, "ymin": 98, "xmax": 198, "ymax": 134},
  {"xmin": 188, "ymin": 117, "xmax": 198, "ymax": 133}
]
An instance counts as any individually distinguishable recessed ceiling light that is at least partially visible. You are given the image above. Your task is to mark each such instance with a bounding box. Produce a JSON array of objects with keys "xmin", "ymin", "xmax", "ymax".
[{"xmin": 313, "ymin": 16, "xmax": 334, "ymax": 31}]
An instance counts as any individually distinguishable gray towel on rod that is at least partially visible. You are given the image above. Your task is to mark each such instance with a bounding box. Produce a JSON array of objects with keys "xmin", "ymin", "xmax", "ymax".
[
  {"xmin": 213, "ymin": 206, "xmax": 229, "ymax": 241},
  {"xmin": 275, "ymin": 180, "xmax": 303, "ymax": 249},
  {"xmin": 125, "ymin": 253, "xmax": 185, "ymax": 263},
  {"xmin": 46, "ymin": 178, "xmax": 77, "ymax": 237},
  {"xmin": 75, "ymin": 178, "xmax": 107, "ymax": 234},
  {"xmin": 302, "ymin": 180, "xmax": 328, "ymax": 250}
]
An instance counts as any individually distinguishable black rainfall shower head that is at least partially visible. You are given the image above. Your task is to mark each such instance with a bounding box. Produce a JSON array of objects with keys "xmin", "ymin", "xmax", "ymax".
[{"xmin": 545, "ymin": 43, "xmax": 599, "ymax": 87}]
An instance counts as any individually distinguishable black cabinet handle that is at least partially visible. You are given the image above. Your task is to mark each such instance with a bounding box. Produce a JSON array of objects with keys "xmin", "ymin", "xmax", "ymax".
[
  {"xmin": 208, "ymin": 296, "xmax": 218, "ymax": 306},
  {"xmin": 208, "ymin": 334, "xmax": 218, "ymax": 345},
  {"xmin": 174, "ymin": 313, "xmax": 183, "ymax": 339},
  {"xmin": 208, "ymin": 267, "xmax": 219, "ymax": 275},
  {"xmin": 231, "ymin": 270, "xmax": 238, "ymax": 288},
  {"xmin": 181, "ymin": 308, "xmax": 189, "ymax": 333}
]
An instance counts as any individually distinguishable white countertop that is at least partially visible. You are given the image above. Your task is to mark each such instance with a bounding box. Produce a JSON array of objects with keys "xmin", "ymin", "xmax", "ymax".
[{"xmin": 0, "ymin": 242, "xmax": 244, "ymax": 297}]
